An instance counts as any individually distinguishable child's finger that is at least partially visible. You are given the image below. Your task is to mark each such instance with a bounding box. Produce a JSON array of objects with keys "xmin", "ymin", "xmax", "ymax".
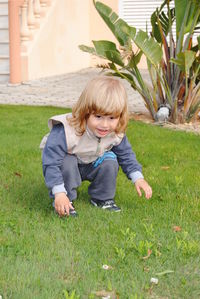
[
  {"xmin": 55, "ymin": 205, "xmax": 60, "ymax": 215},
  {"xmin": 59, "ymin": 206, "xmax": 66, "ymax": 216},
  {"xmin": 56, "ymin": 206, "xmax": 63, "ymax": 217},
  {"xmin": 136, "ymin": 185, "xmax": 142, "ymax": 197},
  {"xmin": 64, "ymin": 205, "xmax": 70, "ymax": 216},
  {"xmin": 145, "ymin": 187, "xmax": 152, "ymax": 199}
]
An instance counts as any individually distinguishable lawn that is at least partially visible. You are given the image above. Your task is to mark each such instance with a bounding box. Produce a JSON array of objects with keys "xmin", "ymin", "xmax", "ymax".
[{"xmin": 0, "ymin": 105, "xmax": 200, "ymax": 299}]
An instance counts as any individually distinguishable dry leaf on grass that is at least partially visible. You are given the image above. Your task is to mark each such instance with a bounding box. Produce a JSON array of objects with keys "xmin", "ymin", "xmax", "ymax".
[
  {"xmin": 173, "ymin": 226, "xmax": 181, "ymax": 232},
  {"xmin": 143, "ymin": 266, "xmax": 150, "ymax": 272},
  {"xmin": 14, "ymin": 172, "xmax": 22, "ymax": 177},
  {"xmin": 161, "ymin": 166, "xmax": 170, "ymax": 170},
  {"xmin": 142, "ymin": 249, "xmax": 152, "ymax": 260}
]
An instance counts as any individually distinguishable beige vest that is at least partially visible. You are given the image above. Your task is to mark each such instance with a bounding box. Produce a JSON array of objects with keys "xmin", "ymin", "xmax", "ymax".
[{"xmin": 41, "ymin": 113, "xmax": 124, "ymax": 163}]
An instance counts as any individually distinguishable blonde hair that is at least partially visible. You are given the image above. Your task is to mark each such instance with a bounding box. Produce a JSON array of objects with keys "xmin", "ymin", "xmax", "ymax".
[{"xmin": 69, "ymin": 76, "xmax": 129, "ymax": 135}]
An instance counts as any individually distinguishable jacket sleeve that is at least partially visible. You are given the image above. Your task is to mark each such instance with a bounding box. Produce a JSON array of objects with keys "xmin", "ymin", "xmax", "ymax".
[
  {"xmin": 112, "ymin": 135, "xmax": 144, "ymax": 182},
  {"xmin": 42, "ymin": 124, "xmax": 67, "ymax": 193}
]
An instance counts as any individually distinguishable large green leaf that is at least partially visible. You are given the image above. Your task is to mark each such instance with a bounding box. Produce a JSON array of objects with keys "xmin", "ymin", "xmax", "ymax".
[
  {"xmin": 93, "ymin": 40, "xmax": 124, "ymax": 66},
  {"xmin": 151, "ymin": 4, "xmax": 175, "ymax": 43},
  {"xmin": 171, "ymin": 50, "xmax": 196, "ymax": 76},
  {"xmin": 134, "ymin": 30, "xmax": 162, "ymax": 66},
  {"xmin": 128, "ymin": 51, "xmax": 143, "ymax": 68},
  {"xmin": 94, "ymin": 1, "xmax": 136, "ymax": 46},
  {"xmin": 175, "ymin": 0, "xmax": 200, "ymax": 34},
  {"xmin": 79, "ymin": 45, "xmax": 96, "ymax": 55},
  {"xmin": 79, "ymin": 41, "xmax": 124, "ymax": 67}
]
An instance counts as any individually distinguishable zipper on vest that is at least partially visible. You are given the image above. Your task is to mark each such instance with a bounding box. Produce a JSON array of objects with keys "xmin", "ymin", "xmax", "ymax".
[{"xmin": 96, "ymin": 137, "xmax": 101, "ymax": 155}]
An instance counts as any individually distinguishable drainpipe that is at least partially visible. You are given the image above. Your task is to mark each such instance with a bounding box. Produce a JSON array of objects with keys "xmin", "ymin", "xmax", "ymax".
[{"xmin": 8, "ymin": 0, "xmax": 24, "ymax": 84}]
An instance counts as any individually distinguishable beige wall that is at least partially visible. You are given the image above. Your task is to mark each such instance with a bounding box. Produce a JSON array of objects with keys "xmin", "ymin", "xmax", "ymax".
[
  {"xmin": 21, "ymin": 0, "xmax": 145, "ymax": 81},
  {"xmin": 22, "ymin": 0, "xmax": 92, "ymax": 80}
]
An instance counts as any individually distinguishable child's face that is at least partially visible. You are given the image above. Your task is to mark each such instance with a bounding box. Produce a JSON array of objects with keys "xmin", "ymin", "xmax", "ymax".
[{"xmin": 87, "ymin": 114, "xmax": 120, "ymax": 138}]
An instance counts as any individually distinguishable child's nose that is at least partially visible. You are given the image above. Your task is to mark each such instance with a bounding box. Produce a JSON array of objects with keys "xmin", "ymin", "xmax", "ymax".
[{"xmin": 101, "ymin": 118, "xmax": 108, "ymax": 127}]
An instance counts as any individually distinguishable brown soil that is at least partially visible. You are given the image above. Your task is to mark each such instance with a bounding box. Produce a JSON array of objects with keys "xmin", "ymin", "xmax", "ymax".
[{"xmin": 130, "ymin": 112, "xmax": 200, "ymax": 135}]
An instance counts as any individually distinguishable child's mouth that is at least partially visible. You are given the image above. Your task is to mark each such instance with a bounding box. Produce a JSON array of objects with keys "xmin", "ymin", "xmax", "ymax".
[{"xmin": 96, "ymin": 128, "xmax": 109, "ymax": 136}]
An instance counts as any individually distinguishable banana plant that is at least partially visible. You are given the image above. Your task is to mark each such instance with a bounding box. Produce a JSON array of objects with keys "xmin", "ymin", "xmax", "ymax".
[
  {"xmin": 150, "ymin": 0, "xmax": 200, "ymax": 122},
  {"xmin": 79, "ymin": 0, "xmax": 200, "ymax": 123}
]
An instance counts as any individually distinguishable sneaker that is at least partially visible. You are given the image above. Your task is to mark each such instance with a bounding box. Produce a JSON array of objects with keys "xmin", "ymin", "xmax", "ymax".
[
  {"xmin": 90, "ymin": 199, "xmax": 121, "ymax": 212},
  {"xmin": 65, "ymin": 202, "xmax": 78, "ymax": 217}
]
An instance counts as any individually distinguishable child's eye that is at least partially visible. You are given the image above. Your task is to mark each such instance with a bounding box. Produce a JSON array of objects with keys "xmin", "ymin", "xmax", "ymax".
[{"xmin": 95, "ymin": 115, "xmax": 102, "ymax": 119}]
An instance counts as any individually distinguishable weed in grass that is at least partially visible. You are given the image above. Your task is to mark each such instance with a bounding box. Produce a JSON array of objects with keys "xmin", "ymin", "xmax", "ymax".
[
  {"xmin": 115, "ymin": 226, "xmax": 162, "ymax": 263},
  {"xmin": 176, "ymin": 231, "xmax": 200, "ymax": 256},
  {"xmin": 136, "ymin": 240, "xmax": 153, "ymax": 257},
  {"xmin": 63, "ymin": 289, "xmax": 80, "ymax": 299},
  {"xmin": 143, "ymin": 223, "xmax": 155, "ymax": 240},
  {"xmin": 115, "ymin": 246, "xmax": 126, "ymax": 261}
]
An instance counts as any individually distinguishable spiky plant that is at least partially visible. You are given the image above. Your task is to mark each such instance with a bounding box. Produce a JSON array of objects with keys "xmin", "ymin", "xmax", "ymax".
[{"xmin": 80, "ymin": 0, "xmax": 200, "ymax": 123}]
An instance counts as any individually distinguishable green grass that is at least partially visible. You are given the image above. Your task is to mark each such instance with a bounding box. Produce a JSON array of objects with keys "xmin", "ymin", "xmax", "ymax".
[{"xmin": 0, "ymin": 105, "xmax": 200, "ymax": 299}]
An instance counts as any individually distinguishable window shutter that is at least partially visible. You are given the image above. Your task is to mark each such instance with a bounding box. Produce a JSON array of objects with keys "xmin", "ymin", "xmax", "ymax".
[
  {"xmin": 119, "ymin": 0, "xmax": 165, "ymax": 32},
  {"xmin": 118, "ymin": 0, "xmax": 199, "ymax": 42}
]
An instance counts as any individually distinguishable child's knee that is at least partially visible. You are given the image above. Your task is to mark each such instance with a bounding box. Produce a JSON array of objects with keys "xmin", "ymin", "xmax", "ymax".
[
  {"xmin": 61, "ymin": 154, "xmax": 81, "ymax": 189},
  {"xmin": 61, "ymin": 154, "xmax": 78, "ymax": 176},
  {"xmin": 98, "ymin": 159, "xmax": 118, "ymax": 175}
]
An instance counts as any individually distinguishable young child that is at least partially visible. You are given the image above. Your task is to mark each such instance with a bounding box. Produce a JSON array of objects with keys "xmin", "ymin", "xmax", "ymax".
[{"xmin": 41, "ymin": 76, "xmax": 152, "ymax": 217}]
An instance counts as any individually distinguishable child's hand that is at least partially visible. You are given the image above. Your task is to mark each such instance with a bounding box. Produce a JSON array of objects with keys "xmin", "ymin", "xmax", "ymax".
[
  {"xmin": 134, "ymin": 179, "xmax": 152, "ymax": 199},
  {"xmin": 54, "ymin": 193, "xmax": 74, "ymax": 217}
]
